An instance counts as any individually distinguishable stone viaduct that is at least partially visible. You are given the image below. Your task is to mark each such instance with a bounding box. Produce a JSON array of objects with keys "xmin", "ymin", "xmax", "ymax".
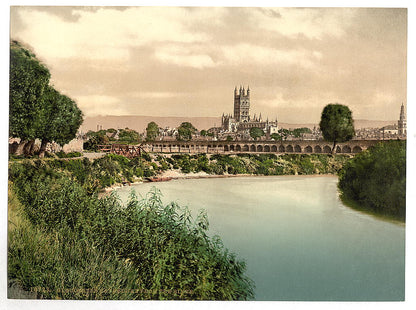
[{"xmin": 142, "ymin": 139, "xmax": 381, "ymax": 154}]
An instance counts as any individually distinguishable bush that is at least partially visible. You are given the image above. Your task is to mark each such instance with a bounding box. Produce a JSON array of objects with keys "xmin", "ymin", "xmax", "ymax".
[
  {"xmin": 338, "ymin": 141, "xmax": 406, "ymax": 221},
  {"xmin": 56, "ymin": 151, "xmax": 82, "ymax": 158}
]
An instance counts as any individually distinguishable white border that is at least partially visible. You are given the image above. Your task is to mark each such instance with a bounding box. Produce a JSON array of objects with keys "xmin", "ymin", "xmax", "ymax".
[{"xmin": 1, "ymin": 1, "xmax": 415, "ymax": 310}]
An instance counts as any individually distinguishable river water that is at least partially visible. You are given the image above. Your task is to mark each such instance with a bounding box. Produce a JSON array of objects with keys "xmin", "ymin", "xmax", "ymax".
[{"xmin": 115, "ymin": 175, "xmax": 405, "ymax": 301}]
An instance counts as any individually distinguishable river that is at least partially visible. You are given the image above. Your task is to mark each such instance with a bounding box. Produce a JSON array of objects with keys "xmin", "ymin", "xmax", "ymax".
[{"xmin": 115, "ymin": 175, "xmax": 405, "ymax": 301}]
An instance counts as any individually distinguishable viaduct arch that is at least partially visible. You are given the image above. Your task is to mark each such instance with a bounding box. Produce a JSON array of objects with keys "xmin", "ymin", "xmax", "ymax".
[{"xmin": 142, "ymin": 140, "xmax": 381, "ymax": 154}]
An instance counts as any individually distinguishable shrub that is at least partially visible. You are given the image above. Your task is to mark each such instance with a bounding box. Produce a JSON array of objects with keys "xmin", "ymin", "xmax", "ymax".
[
  {"xmin": 338, "ymin": 141, "xmax": 406, "ymax": 221},
  {"xmin": 56, "ymin": 151, "xmax": 82, "ymax": 158}
]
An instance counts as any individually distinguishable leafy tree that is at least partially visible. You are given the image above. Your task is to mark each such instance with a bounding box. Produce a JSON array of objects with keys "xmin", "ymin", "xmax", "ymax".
[
  {"xmin": 271, "ymin": 129, "xmax": 290, "ymax": 142},
  {"xmin": 38, "ymin": 86, "xmax": 83, "ymax": 157},
  {"xmin": 200, "ymin": 130, "xmax": 207, "ymax": 136},
  {"xmin": 10, "ymin": 40, "xmax": 83, "ymax": 157},
  {"xmin": 177, "ymin": 122, "xmax": 197, "ymax": 141},
  {"xmin": 84, "ymin": 132, "xmax": 109, "ymax": 151},
  {"xmin": 9, "ymin": 40, "xmax": 50, "ymax": 152},
  {"xmin": 118, "ymin": 128, "xmax": 140, "ymax": 144},
  {"xmin": 319, "ymin": 104, "xmax": 355, "ymax": 153},
  {"xmin": 293, "ymin": 127, "xmax": 312, "ymax": 138},
  {"xmin": 146, "ymin": 122, "xmax": 159, "ymax": 141},
  {"xmin": 249, "ymin": 127, "xmax": 264, "ymax": 140},
  {"xmin": 270, "ymin": 133, "xmax": 280, "ymax": 141},
  {"xmin": 226, "ymin": 135, "xmax": 233, "ymax": 141}
]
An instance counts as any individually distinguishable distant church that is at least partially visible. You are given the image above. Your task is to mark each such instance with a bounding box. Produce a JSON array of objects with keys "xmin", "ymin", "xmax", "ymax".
[
  {"xmin": 221, "ymin": 86, "xmax": 278, "ymax": 134},
  {"xmin": 398, "ymin": 103, "xmax": 406, "ymax": 136}
]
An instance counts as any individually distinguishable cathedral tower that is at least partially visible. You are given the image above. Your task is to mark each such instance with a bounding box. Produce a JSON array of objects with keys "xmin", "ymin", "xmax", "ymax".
[{"xmin": 234, "ymin": 86, "xmax": 250, "ymax": 122}]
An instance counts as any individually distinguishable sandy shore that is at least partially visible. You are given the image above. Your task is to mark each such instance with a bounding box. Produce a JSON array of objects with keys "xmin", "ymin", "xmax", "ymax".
[
  {"xmin": 100, "ymin": 170, "xmax": 338, "ymax": 196},
  {"xmin": 157, "ymin": 169, "xmax": 253, "ymax": 179}
]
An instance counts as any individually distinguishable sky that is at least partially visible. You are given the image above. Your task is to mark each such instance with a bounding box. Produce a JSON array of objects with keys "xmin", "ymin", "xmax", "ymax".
[{"xmin": 10, "ymin": 6, "xmax": 407, "ymax": 123}]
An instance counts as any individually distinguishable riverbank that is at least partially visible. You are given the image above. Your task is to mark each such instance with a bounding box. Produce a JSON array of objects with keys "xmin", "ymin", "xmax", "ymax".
[
  {"xmin": 339, "ymin": 193, "xmax": 405, "ymax": 226},
  {"xmin": 8, "ymin": 161, "xmax": 255, "ymax": 300},
  {"xmin": 101, "ymin": 169, "xmax": 339, "ymax": 195}
]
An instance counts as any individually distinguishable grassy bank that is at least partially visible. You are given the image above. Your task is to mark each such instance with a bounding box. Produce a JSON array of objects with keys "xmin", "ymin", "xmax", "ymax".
[{"xmin": 8, "ymin": 160, "xmax": 254, "ymax": 299}]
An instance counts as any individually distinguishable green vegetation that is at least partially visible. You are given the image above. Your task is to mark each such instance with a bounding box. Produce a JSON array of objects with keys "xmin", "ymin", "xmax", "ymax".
[
  {"xmin": 177, "ymin": 122, "xmax": 197, "ymax": 141},
  {"xmin": 292, "ymin": 127, "xmax": 312, "ymax": 138},
  {"xmin": 249, "ymin": 127, "xmax": 265, "ymax": 140},
  {"xmin": 56, "ymin": 151, "xmax": 82, "ymax": 158},
  {"xmin": 118, "ymin": 128, "xmax": 140, "ymax": 144},
  {"xmin": 83, "ymin": 128, "xmax": 142, "ymax": 151},
  {"xmin": 271, "ymin": 128, "xmax": 311, "ymax": 141},
  {"xmin": 9, "ymin": 40, "xmax": 83, "ymax": 157},
  {"xmin": 168, "ymin": 153, "xmax": 349, "ymax": 176},
  {"xmin": 319, "ymin": 104, "xmax": 355, "ymax": 153},
  {"xmin": 8, "ymin": 159, "xmax": 254, "ymax": 300},
  {"xmin": 146, "ymin": 121, "xmax": 160, "ymax": 141},
  {"xmin": 37, "ymin": 86, "xmax": 83, "ymax": 157},
  {"xmin": 338, "ymin": 141, "xmax": 406, "ymax": 221},
  {"xmin": 9, "ymin": 40, "xmax": 50, "ymax": 143}
]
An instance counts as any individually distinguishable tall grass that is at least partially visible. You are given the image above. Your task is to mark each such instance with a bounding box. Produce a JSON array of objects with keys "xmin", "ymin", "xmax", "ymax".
[{"xmin": 8, "ymin": 160, "xmax": 254, "ymax": 300}]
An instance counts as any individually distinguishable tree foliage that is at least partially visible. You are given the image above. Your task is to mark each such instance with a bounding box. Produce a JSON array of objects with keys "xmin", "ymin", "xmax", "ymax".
[
  {"xmin": 9, "ymin": 40, "xmax": 83, "ymax": 156},
  {"xmin": 338, "ymin": 141, "xmax": 406, "ymax": 221},
  {"xmin": 292, "ymin": 127, "xmax": 312, "ymax": 138},
  {"xmin": 177, "ymin": 122, "xmax": 197, "ymax": 141},
  {"xmin": 319, "ymin": 104, "xmax": 355, "ymax": 152},
  {"xmin": 146, "ymin": 122, "xmax": 159, "ymax": 141},
  {"xmin": 249, "ymin": 127, "xmax": 264, "ymax": 140},
  {"xmin": 118, "ymin": 128, "xmax": 140, "ymax": 144},
  {"xmin": 37, "ymin": 86, "xmax": 83, "ymax": 156},
  {"xmin": 9, "ymin": 40, "xmax": 51, "ymax": 140}
]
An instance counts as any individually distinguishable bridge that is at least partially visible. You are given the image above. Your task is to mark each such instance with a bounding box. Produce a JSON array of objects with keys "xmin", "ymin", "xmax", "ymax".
[
  {"xmin": 98, "ymin": 144, "xmax": 146, "ymax": 158},
  {"xmin": 140, "ymin": 139, "xmax": 381, "ymax": 154}
]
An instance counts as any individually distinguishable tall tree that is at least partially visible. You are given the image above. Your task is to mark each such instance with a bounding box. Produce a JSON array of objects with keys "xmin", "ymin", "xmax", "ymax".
[
  {"xmin": 146, "ymin": 122, "xmax": 159, "ymax": 141},
  {"xmin": 319, "ymin": 104, "xmax": 355, "ymax": 153},
  {"xmin": 38, "ymin": 86, "xmax": 83, "ymax": 157},
  {"xmin": 9, "ymin": 40, "xmax": 50, "ymax": 153},
  {"xmin": 177, "ymin": 122, "xmax": 197, "ymax": 141}
]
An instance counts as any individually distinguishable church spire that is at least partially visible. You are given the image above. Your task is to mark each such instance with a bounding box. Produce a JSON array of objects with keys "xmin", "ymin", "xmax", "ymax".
[{"xmin": 400, "ymin": 102, "xmax": 405, "ymax": 121}]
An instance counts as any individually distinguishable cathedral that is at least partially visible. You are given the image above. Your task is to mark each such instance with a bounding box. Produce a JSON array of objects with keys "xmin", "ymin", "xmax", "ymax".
[{"xmin": 221, "ymin": 86, "xmax": 278, "ymax": 134}]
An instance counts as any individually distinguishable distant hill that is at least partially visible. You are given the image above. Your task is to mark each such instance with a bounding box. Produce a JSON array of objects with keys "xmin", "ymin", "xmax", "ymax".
[
  {"xmin": 279, "ymin": 120, "xmax": 396, "ymax": 130},
  {"xmin": 81, "ymin": 115, "xmax": 397, "ymax": 133},
  {"xmin": 81, "ymin": 115, "xmax": 221, "ymax": 133}
]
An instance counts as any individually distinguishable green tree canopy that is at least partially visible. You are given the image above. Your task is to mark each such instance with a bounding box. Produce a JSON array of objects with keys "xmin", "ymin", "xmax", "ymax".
[
  {"xmin": 292, "ymin": 127, "xmax": 312, "ymax": 138},
  {"xmin": 38, "ymin": 86, "xmax": 83, "ymax": 157},
  {"xmin": 249, "ymin": 127, "xmax": 265, "ymax": 140},
  {"xmin": 319, "ymin": 104, "xmax": 355, "ymax": 153},
  {"xmin": 9, "ymin": 40, "xmax": 51, "ymax": 140},
  {"xmin": 146, "ymin": 122, "xmax": 159, "ymax": 141},
  {"xmin": 177, "ymin": 122, "xmax": 197, "ymax": 141},
  {"xmin": 118, "ymin": 128, "xmax": 140, "ymax": 144}
]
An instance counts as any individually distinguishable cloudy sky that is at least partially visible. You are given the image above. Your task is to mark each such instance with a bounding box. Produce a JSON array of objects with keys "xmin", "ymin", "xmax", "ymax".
[{"xmin": 10, "ymin": 6, "xmax": 407, "ymax": 123}]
